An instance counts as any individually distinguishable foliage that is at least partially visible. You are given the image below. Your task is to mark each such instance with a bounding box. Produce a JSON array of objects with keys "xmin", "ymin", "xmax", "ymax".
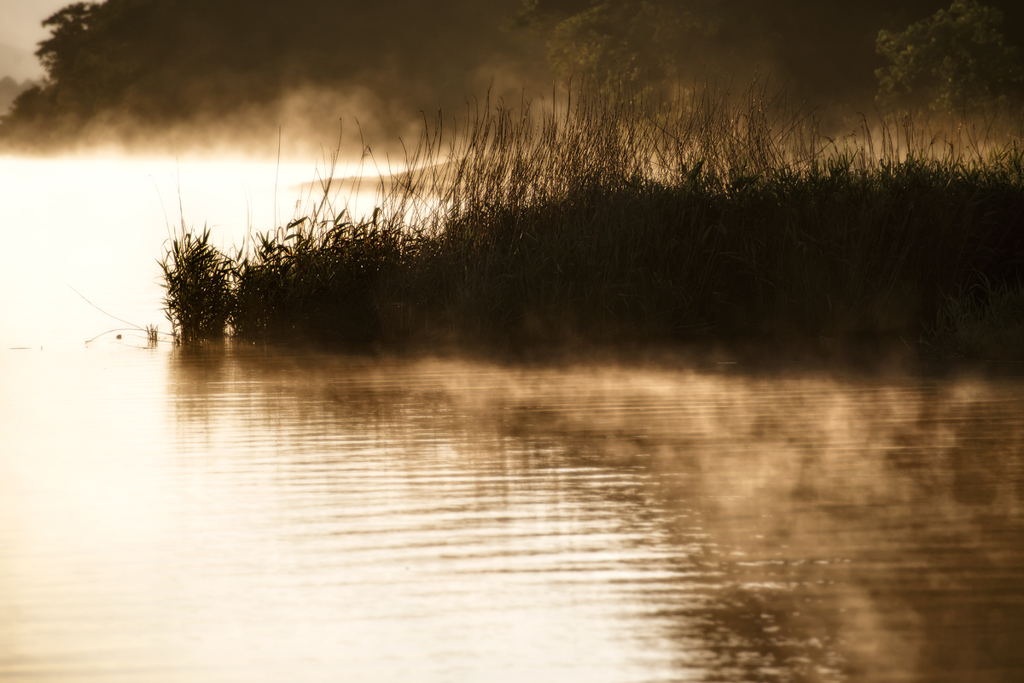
[
  {"xmin": 161, "ymin": 226, "xmax": 234, "ymax": 344},
  {"xmin": 876, "ymin": 0, "xmax": 1024, "ymax": 113},
  {"xmin": 231, "ymin": 216, "xmax": 402, "ymax": 342},
  {"xmin": 7, "ymin": 0, "xmax": 1024, "ymax": 145},
  {"xmin": 511, "ymin": 0, "xmax": 1024, "ymax": 102},
  {"xmin": 0, "ymin": 0, "xmax": 533, "ymax": 143},
  {"xmin": 514, "ymin": 0, "xmax": 744, "ymax": 88},
  {"xmin": 515, "ymin": 0, "xmax": 710, "ymax": 87},
  {"xmin": 36, "ymin": 3, "xmax": 101, "ymax": 88},
  {"xmin": 0, "ymin": 77, "xmax": 36, "ymax": 114}
]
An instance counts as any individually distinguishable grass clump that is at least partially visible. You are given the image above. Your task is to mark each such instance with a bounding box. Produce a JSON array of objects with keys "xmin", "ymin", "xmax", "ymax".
[
  {"xmin": 161, "ymin": 226, "xmax": 234, "ymax": 344},
  {"xmin": 161, "ymin": 81, "xmax": 1024, "ymax": 360},
  {"xmin": 230, "ymin": 215, "xmax": 402, "ymax": 342}
]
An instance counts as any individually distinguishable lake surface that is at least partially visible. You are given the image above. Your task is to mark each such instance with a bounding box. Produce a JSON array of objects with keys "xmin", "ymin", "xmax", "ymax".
[{"xmin": 2, "ymin": 155, "xmax": 1024, "ymax": 682}]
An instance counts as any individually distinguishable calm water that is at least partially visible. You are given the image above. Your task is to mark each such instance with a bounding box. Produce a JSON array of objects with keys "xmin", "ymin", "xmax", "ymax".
[{"xmin": 2, "ymin": 156, "xmax": 1024, "ymax": 682}]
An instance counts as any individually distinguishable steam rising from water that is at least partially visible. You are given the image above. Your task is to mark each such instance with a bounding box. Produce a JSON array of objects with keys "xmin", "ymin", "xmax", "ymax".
[{"xmin": 5, "ymin": 346, "xmax": 1022, "ymax": 681}]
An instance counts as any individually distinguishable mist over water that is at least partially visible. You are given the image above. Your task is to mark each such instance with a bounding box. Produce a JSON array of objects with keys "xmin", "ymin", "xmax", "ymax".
[
  {"xmin": 3, "ymin": 0, "xmax": 1024, "ymax": 676},
  {"xmin": 2, "ymin": 344, "xmax": 1023, "ymax": 682},
  {"xmin": 0, "ymin": 153, "xmax": 379, "ymax": 349}
]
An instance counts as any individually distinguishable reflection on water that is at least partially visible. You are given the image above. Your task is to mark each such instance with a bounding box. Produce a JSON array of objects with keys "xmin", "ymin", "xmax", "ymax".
[{"xmin": 2, "ymin": 346, "xmax": 1023, "ymax": 682}]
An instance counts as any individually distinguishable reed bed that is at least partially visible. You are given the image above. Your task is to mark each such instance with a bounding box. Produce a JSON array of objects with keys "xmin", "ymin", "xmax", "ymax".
[{"xmin": 161, "ymin": 82, "xmax": 1024, "ymax": 360}]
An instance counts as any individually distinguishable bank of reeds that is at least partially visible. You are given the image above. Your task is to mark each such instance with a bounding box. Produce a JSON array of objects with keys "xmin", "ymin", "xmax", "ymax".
[{"xmin": 161, "ymin": 82, "xmax": 1024, "ymax": 360}]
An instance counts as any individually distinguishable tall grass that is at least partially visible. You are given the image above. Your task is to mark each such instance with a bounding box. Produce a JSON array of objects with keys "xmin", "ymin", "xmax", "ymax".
[
  {"xmin": 161, "ymin": 81, "xmax": 1024, "ymax": 358},
  {"xmin": 160, "ymin": 226, "xmax": 234, "ymax": 344}
]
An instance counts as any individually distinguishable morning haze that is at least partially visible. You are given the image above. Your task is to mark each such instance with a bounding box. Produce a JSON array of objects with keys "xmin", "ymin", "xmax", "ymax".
[
  {"xmin": 0, "ymin": 0, "xmax": 550, "ymax": 154},
  {"xmin": 1, "ymin": 3, "xmax": 1024, "ymax": 683}
]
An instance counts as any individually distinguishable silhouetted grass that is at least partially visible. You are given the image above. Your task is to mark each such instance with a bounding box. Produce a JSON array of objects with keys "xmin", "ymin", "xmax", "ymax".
[
  {"xmin": 161, "ymin": 226, "xmax": 234, "ymax": 344},
  {"xmin": 161, "ymin": 82, "xmax": 1024, "ymax": 360}
]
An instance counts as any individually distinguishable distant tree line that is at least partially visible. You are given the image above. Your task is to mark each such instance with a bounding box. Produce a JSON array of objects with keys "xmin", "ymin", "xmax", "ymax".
[
  {"xmin": 2, "ymin": 0, "xmax": 1022, "ymax": 146},
  {"xmin": 0, "ymin": 76, "xmax": 36, "ymax": 114},
  {"xmin": 0, "ymin": 0, "xmax": 539, "ymax": 145},
  {"xmin": 517, "ymin": 0, "xmax": 1024, "ymax": 111},
  {"xmin": 876, "ymin": 0, "xmax": 1022, "ymax": 112}
]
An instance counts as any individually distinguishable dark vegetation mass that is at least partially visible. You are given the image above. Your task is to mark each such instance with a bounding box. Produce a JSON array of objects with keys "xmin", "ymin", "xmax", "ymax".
[
  {"xmin": 161, "ymin": 85, "xmax": 1024, "ymax": 361},
  {"xmin": 3, "ymin": 1, "xmax": 1024, "ymax": 147},
  {"xmin": 0, "ymin": 0, "xmax": 540, "ymax": 148},
  {"xmin": 516, "ymin": 0, "xmax": 1024, "ymax": 108},
  {"xmin": 0, "ymin": 76, "xmax": 35, "ymax": 114}
]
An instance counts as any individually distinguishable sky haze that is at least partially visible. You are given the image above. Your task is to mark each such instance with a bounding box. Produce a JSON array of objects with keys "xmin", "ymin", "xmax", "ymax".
[{"xmin": 0, "ymin": 0, "xmax": 67, "ymax": 78}]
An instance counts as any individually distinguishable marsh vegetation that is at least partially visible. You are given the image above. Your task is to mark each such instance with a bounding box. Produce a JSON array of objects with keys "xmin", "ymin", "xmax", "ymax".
[{"xmin": 160, "ymin": 83, "xmax": 1024, "ymax": 361}]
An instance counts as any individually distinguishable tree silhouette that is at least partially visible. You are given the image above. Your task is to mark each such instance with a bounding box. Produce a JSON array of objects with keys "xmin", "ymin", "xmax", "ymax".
[
  {"xmin": 7, "ymin": 0, "xmax": 1024, "ymax": 146},
  {"xmin": 513, "ymin": 0, "xmax": 761, "ymax": 89},
  {"xmin": 0, "ymin": 0, "xmax": 535, "ymax": 143},
  {"xmin": 511, "ymin": 0, "xmax": 983, "ymax": 104},
  {"xmin": 876, "ymin": 0, "xmax": 1023, "ymax": 113}
]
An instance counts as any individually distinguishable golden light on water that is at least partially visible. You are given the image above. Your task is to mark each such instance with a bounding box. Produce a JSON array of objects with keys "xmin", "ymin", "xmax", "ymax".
[
  {"xmin": 4, "ymin": 0, "xmax": 1024, "ymax": 676},
  {"xmin": 5, "ymin": 346, "xmax": 1024, "ymax": 681},
  {"xmin": 2, "ymin": 152, "xmax": 1024, "ymax": 681},
  {"xmin": 0, "ymin": 154, "xmax": 382, "ymax": 349}
]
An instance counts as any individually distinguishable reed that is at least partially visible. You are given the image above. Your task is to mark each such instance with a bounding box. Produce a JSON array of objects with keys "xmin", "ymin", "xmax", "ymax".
[
  {"xmin": 161, "ymin": 81, "xmax": 1024, "ymax": 359},
  {"xmin": 160, "ymin": 226, "xmax": 234, "ymax": 344}
]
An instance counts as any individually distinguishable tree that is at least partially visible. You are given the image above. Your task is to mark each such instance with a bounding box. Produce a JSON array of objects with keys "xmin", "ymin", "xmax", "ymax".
[
  {"xmin": 512, "ymin": 0, "xmax": 958, "ymax": 104},
  {"xmin": 514, "ymin": 0, "xmax": 736, "ymax": 89},
  {"xmin": 875, "ymin": 0, "xmax": 1023, "ymax": 113},
  {"xmin": 35, "ymin": 3, "xmax": 101, "ymax": 85},
  {"xmin": 0, "ymin": 0, "xmax": 533, "ymax": 144}
]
